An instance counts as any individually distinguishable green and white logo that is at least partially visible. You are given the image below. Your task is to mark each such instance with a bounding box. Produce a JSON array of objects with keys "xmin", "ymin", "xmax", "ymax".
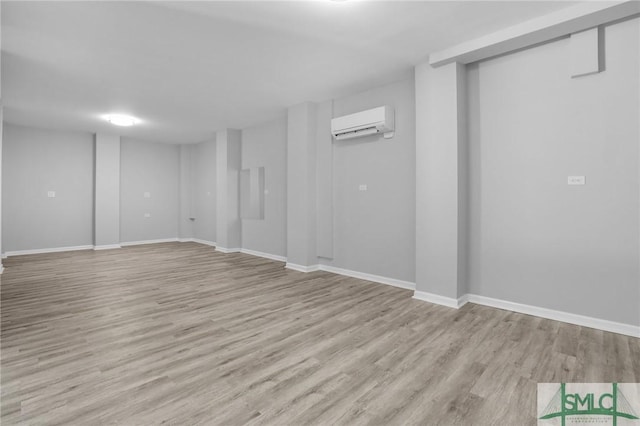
[{"xmin": 538, "ymin": 383, "xmax": 640, "ymax": 425}]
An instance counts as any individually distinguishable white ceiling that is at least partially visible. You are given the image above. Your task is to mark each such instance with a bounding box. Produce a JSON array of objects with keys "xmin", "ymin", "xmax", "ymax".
[{"xmin": 2, "ymin": 1, "xmax": 579, "ymax": 144}]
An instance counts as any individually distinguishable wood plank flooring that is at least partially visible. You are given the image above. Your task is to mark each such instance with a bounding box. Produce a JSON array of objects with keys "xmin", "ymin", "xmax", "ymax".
[{"xmin": 1, "ymin": 242, "xmax": 638, "ymax": 425}]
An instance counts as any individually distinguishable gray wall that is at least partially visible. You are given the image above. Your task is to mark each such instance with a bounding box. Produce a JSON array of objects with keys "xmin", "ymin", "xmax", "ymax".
[
  {"xmin": 94, "ymin": 133, "xmax": 120, "ymax": 247},
  {"xmin": 241, "ymin": 117, "xmax": 287, "ymax": 257},
  {"xmin": 192, "ymin": 139, "xmax": 216, "ymax": 243},
  {"xmin": 120, "ymin": 138, "xmax": 180, "ymax": 243},
  {"xmin": 321, "ymin": 78, "xmax": 416, "ymax": 282},
  {"xmin": 2, "ymin": 123, "xmax": 94, "ymax": 251},
  {"xmin": 467, "ymin": 17, "xmax": 640, "ymax": 325}
]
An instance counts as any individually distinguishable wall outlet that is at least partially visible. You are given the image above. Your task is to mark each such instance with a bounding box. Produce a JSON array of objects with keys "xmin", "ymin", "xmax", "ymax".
[
  {"xmin": 359, "ymin": 184, "xmax": 368, "ymax": 191},
  {"xmin": 143, "ymin": 192, "xmax": 151, "ymax": 198},
  {"xmin": 567, "ymin": 176, "xmax": 586, "ymax": 185},
  {"xmin": 144, "ymin": 213, "xmax": 151, "ymax": 218},
  {"xmin": 47, "ymin": 191, "xmax": 56, "ymax": 198}
]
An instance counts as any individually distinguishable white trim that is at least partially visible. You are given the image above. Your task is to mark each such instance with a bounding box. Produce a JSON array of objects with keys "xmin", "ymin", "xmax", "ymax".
[
  {"xmin": 0, "ymin": 265, "xmax": 4, "ymax": 274},
  {"xmin": 179, "ymin": 238, "xmax": 217, "ymax": 247},
  {"xmin": 4, "ymin": 245, "xmax": 95, "ymax": 257},
  {"xmin": 193, "ymin": 239, "xmax": 216, "ymax": 247},
  {"xmin": 283, "ymin": 263, "xmax": 415, "ymax": 291},
  {"xmin": 93, "ymin": 244, "xmax": 121, "ymax": 251},
  {"xmin": 458, "ymin": 294, "xmax": 470, "ymax": 308},
  {"xmin": 466, "ymin": 294, "xmax": 640, "ymax": 339},
  {"xmin": 411, "ymin": 290, "xmax": 639, "ymax": 337},
  {"xmin": 285, "ymin": 263, "xmax": 320, "ymax": 273},
  {"xmin": 240, "ymin": 248, "xmax": 286, "ymax": 263},
  {"xmin": 120, "ymin": 238, "xmax": 178, "ymax": 247},
  {"xmin": 216, "ymin": 247, "xmax": 241, "ymax": 254},
  {"xmin": 412, "ymin": 290, "xmax": 465, "ymax": 309},
  {"xmin": 1, "ymin": 253, "xmax": 7, "ymax": 259},
  {"xmin": 319, "ymin": 265, "xmax": 415, "ymax": 291}
]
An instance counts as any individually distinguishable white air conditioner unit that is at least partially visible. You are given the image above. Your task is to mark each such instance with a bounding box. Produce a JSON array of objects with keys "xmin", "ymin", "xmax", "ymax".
[{"xmin": 331, "ymin": 106, "xmax": 395, "ymax": 141}]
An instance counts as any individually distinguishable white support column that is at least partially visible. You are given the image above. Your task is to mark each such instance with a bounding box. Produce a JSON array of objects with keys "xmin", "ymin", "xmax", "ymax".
[
  {"xmin": 179, "ymin": 144, "xmax": 194, "ymax": 240},
  {"xmin": 0, "ymin": 1, "xmax": 3, "ymax": 271},
  {"xmin": 0, "ymin": 105, "xmax": 4, "ymax": 272},
  {"xmin": 316, "ymin": 100, "xmax": 334, "ymax": 260},
  {"xmin": 94, "ymin": 133, "xmax": 121, "ymax": 250},
  {"xmin": 414, "ymin": 61, "xmax": 468, "ymax": 306},
  {"xmin": 215, "ymin": 129, "xmax": 241, "ymax": 252},
  {"xmin": 286, "ymin": 102, "xmax": 318, "ymax": 271}
]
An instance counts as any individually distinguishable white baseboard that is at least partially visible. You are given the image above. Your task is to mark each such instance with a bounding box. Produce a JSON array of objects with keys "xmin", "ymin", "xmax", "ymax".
[
  {"xmin": 193, "ymin": 239, "xmax": 216, "ymax": 247},
  {"xmin": 240, "ymin": 248, "xmax": 286, "ymax": 263},
  {"xmin": 179, "ymin": 238, "xmax": 217, "ymax": 247},
  {"xmin": 1, "ymin": 253, "xmax": 7, "ymax": 259},
  {"xmin": 4, "ymin": 245, "xmax": 95, "ymax": 257},
  {"xmin": 411, "ymin": 290, "xmax": 639, "ymax": 338},
  {"xmin": 465, "ymin": 294, "xmax": 639, "ymax": 338},
  {"xmin": 320, "ymin": 265, "xmax": 415, "ymax": 291},
  {"xmin": 120, "ymin": 238, "xmax": 179, "ymax": 247},
  {"xmin": 284, "ymin": 263, "xmax": 414, "ymax": 291},
  {"xmin": 93, "ymin": 244, "xmax": 121, "ymax": 251},
  {"xmin": 8, "ymin": 238, "xmax": 631, "ymax": 337},
  {"xmin": 216, "ymin": 247, "xmax": 241, "ymax": 254},
  {"xmin": 285, "ymin": 263, "xmax": 320, "ymax": 273},
  {"xmin": 412, "ymin": 290, "xmax": 464, "ymax": 308}
]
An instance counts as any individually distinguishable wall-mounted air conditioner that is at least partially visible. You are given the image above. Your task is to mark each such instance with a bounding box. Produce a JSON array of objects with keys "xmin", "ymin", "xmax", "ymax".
[{"xmin": 331, "ymin": 105, "xmax": 394, "ymax": 141}]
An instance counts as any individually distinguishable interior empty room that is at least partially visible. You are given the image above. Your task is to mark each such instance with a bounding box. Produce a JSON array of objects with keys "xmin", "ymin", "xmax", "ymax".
[{"xmin": 1, "ymin": 1, "xmax": 639, "ymax": 425}]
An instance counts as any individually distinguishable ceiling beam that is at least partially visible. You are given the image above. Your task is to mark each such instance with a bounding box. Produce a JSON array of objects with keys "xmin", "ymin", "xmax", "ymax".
[{"xmin": 429, "ymin": 0, "xmax": 640, "ymax": 67}]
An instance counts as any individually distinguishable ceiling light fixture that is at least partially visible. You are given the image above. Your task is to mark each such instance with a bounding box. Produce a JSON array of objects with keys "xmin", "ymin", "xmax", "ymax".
[{"xmin": 104, "ymin": 114, "xmax": 140, "ymax": 126}]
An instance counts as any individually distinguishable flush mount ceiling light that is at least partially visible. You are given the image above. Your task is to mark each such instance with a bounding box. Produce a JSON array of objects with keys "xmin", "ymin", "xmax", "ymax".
[{"xmin": 104, "ymin": 114, "xmax": 140, "ymax": 126}]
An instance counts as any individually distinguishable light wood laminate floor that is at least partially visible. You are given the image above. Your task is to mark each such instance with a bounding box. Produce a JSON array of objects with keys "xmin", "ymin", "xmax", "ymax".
[{"xmin": 1, "ymin": 242, "xmax": 638, "ymax": 425}]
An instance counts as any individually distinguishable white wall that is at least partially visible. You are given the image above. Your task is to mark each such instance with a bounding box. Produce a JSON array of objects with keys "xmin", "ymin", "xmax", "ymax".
[
  {"xmin": 467, "ymin": 17, "xmax": 640, "ymax": 326},
  {"xmin": 120, "ymin": 138, "xmax": 180, "ymax": 243},
  {"xmin": 2, "ymin": 124, "xmax": 94, "ymax": 252},
  {"xmin": 241, "ymin": 117, "xmax": 287, "ymax": 257},
  {"xmin": 192, "ymin": 139, "xmax": 216, "ymax": 243},
  {"xmin": 320, "ymin": 78, "xmax": 416, "ymax": 282}
]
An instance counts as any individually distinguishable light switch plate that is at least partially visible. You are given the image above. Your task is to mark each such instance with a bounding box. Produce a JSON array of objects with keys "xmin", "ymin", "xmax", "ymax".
[
  {"xmin": 47, "ymin": 191, "xmax": 56, "ymax": 198},
  {"xmin": 568, "ymin": 176, "xmax": 586, "ymax": 185},
  {"xmin": 359, "ymin": 184, "xmax": 368, "ymax": 191},
  {"xmin": 144, "ymin": 213, "xmax": 151, "ymax": 218},
  {"xmin": 143, "ymin": 192, "xmax": 151, "ymax": 198}
]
